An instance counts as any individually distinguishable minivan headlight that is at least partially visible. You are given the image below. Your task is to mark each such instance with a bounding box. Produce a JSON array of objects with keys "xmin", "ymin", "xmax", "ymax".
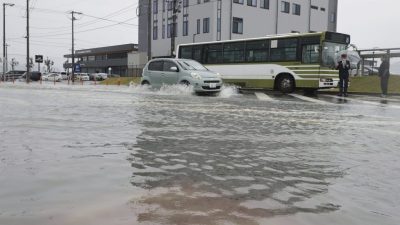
[{"xmin": 190, "ymin": 72, "xmax": 202, "ymax": 80}]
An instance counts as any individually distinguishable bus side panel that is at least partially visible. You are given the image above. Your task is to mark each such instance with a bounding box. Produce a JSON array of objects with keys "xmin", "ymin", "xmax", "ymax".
[{"xmin": 223, "ymin": 79, "xmax": 275, "ymax": 89}]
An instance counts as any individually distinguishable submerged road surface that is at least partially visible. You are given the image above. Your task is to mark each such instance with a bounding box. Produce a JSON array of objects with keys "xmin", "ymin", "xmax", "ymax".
[{"xmin": 0, "ymin": 83, "xmax": 400, "ymax": 225}]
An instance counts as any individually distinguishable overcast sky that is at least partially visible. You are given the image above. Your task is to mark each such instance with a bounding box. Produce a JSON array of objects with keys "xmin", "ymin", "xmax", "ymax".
[{"xmin": 2, "ymin": 0, "xmax": 399, "ymax": 71}]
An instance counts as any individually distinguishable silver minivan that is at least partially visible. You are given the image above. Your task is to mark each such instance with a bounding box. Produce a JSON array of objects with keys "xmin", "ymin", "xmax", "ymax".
[{"xmin": 141, "ymin": 58, "xmax": 223, "ymax": 93}]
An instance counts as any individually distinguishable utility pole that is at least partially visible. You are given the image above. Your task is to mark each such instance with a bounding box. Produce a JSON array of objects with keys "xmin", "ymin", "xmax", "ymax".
[
  {"xmin": 70, "ymin": 11, "xmax": 82, "ymax": 83},
  {"xmin": 3, "ymin": 2, "xmax": 14, "ymax": 81},
  {"xmin": 170, "ymin": 0, "xmax": 181, "ymax": 57},
  {"xmin": 26, "ymin": 0, "xmax": 30, "ymax": 83}
]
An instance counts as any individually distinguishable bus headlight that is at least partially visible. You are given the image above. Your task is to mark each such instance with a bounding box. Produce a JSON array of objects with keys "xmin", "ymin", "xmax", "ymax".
[
  {"xmin": 320, "ymin": 78, "xmax": 333, "ymax": 82},
  {"xmin": 190, "ymin": 72, "xmax": 202, "ymax": 80}
]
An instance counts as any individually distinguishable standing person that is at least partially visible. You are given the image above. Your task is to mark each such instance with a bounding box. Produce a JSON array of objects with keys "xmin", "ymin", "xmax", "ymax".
[
  {"xmin": 379, "ymin": 56, "xmax": 390, "ymax": 98},
  {"xmin": 336, "ymin": 53, "xmax": 351, "ymax": 97}
]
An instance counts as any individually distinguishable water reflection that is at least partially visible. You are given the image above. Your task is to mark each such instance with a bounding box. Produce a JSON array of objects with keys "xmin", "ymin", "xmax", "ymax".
[{"xmin": 127, "ymin": 95, "xmax": 345, "ymax": 224}]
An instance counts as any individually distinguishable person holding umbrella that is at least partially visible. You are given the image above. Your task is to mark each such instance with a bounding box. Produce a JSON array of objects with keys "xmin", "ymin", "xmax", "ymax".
[
  {"xmin": 336, "ymin": 53, "xmax": 351, "ymax": 97},
  {"xmin": 378, "ymin": 56, "xmax": 390, "ymax": 98}
]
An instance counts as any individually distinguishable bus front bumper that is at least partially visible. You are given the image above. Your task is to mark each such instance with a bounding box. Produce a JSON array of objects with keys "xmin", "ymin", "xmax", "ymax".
[{"xmin": 319, "ymin": 78, "xmax": 339, "ymax": 88}]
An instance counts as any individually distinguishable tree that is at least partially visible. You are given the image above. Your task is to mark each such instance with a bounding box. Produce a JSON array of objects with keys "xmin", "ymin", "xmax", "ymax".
[
  {"xmin": 44, "ymin": 57, "xmax": 54, "ymax": 73},
  {"xmin": 10, "ymin": 58, "xmax": 19, "ymax": 71}
]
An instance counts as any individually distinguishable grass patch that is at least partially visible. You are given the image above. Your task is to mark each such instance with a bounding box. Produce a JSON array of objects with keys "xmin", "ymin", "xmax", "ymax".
[
  {"xmin": 100, "ymin": 77, "xmax": 141, "ymax": 86},
  {"xmin": 326, "ymin": 75, "xmax": 400, "ymax": 94}
]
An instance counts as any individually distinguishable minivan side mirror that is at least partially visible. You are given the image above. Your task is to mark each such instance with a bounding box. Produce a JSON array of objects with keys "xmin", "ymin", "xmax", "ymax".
[{"xmin": 170, "ymin": 66, "xmax": 179, "ymax": 72}]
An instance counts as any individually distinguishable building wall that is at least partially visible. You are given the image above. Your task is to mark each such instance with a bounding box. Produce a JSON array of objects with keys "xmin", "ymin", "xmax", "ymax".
[{"xmin": 144, "ymin": 0, "xmax": 338, "ymax": 58}]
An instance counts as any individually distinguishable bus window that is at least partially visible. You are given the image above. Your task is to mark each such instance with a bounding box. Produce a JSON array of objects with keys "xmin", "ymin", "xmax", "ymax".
[
  {"xmin": 204, "ymin": 44, "xmax": 223, "ymax": 64},
  {"xmin": 223, "ymin": 42, "xmax": 245, "ymax": 63},
  {"xmin": 180, "ymin": 46, "xmax": 193, "ymax": 59},
  {"xmin": 245, "ymin": 40, "xmax": 269, "ymax": 62},
  {"xmin": 270, "ymin": 38, "xmax": 297, "ymax": 62},
  {"xmin": 193, "ymin": 46, "xmax": 203, "ymax": 63},
  {"xmin": 302, "ymin": 44, "xmax": 320, "ymax": 64}
]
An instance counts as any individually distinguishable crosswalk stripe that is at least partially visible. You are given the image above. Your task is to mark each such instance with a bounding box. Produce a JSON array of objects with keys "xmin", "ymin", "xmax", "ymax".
[
  {"xmin": 289, "ymin": 93, "xmax": 333, "ymax": 105},
  {"xmin": 322, "ymin": 95, "xmax": 400, "ymax": 109},
  {"xmin": 255, "ymin": 92, "xmax": 275, "ymax": 101}
]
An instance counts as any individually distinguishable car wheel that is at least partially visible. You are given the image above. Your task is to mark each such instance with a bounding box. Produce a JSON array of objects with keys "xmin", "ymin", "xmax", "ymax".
[
  {"xmin": 277, "ymin": 75, "xmax": 295, "ymax": 93},
  {"xmin": 141, "ymin": 80, "xmax": 150, "ymax": 86},
  {"xmin": 180, "ymin": 80, "xmax": 190, "ymax": 86}
]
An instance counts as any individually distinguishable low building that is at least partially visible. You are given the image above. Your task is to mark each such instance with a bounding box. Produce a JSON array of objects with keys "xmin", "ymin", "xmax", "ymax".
[{"xmin": 64, "ymin": 44, "xmax": 142, "ymax": 76}]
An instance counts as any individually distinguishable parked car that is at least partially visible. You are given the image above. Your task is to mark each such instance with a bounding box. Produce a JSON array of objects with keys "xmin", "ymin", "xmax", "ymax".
[
  {"xmin": 59, "ymin": 72, "xmax": 69, "ymax": 80},
  {"xmin": 141, "ymin": 58, "xmax": 223, "ymax": 93},
  {"xmin": 89, "ymin": 73, "xmax": 108, "ymax": 81},
  {"xmin": 3, "ymin": 70, "xmax": 25, "ymax": 81},
  {"xmin": 74, "ymin": 73, "xmax": 90, "ymax": 81},
  {"xmin": 19, "ymin": 71, "xmax": 42, "ymax": 81},
  {"xmin": 42, "ymin": 73, "xmax": 62, "ymax": 82}
]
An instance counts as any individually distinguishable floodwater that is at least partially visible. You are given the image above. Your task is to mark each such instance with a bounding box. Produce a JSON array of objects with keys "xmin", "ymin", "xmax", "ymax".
[{"xmin": 0, "ymin": 83, "xmax": 399, "ymax": 225}]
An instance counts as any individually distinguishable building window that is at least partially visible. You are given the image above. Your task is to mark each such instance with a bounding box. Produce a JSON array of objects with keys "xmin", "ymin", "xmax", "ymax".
[
  {"xmin": 247, "ymin": 0, "xmax": 257, "ymax": 7},
  {"xmin": 292, "ymin": 3, "xmax": 300, "ymax": 16},
  {"xmin": 281, "ymin": 1, "xmax": 290, "ymax": 13},
  {"xmin": 167, "ymin": 1, "xmax": 173, "ymax": 11},
  {"xmin": 203, "ymin": 18, "xmax": 210, "ymax": 33},
  {"xmin": 162, "ymin": 0, "xmax": 165, "ymax": 12},
  {"xmin": 183, "ymin": 0, "xmax": 189, "ymax": 7},
  {"xmin": 167, "ymin": 19, "xmax": 176, "ymax": 38},
  {"xmin": 233, "ymin": 0, "xmax": 244, "ymax": 4},
  {"xmin": 204, "ymin": 0, "xmax": 210, "ymax": 2},
  {"xmin": 311, "ymin": 5, "xmax": 318, "ymax": 10},
  {"xmin": 198, "ymin": 0, "xmax": 201, "ymax": 4},
  {"xmin": 153, "ymin": 20, "xmax": 158, "ymax": 40},
  {"xmin": 197, "ymin": 19, "xmax": 201, "ymax": 34},
  {"xmin": 162, "ymin": 24, "xmax": 165, "ymax": 39},
  {"xmin": 183, "ymin": 15, "xmax": 189, "ymax": 36},
  {"xmin": 260, "ymin": 0, "xmax": 269, "ymax": 9},
  {"xmin": 320, "ymin": 7, "xmax": 326, "ymax": 11},
  {"xmin": 153, "ymin": 0, "xmax": 158, "ymax": 14},
  {"xmin": 330, "ymin": 13, "xmax": 336, "ymax": 23},
  {"xmin": 232, "ymin": 17, "xmax": 243, "ymax": 34}
]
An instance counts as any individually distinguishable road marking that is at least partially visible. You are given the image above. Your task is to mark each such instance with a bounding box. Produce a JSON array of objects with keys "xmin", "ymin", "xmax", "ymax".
[
  {"xmin": 255, "ymin": 92, "xmax": 276, "ymax": 101},
  {"xmin": 289, "ymin": 94, "xmax": 333, "ymax": 105},
  {"xmin": 322, "ymin": 95, "xmax": 400, "ymax": 109}
]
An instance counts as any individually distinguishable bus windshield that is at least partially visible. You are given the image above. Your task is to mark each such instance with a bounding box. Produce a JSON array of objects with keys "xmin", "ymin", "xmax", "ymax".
[
  {"xmin": 322, "ymin": 42, "xmax": 347, "ymax": 67},
  {"xmin": 178, "ymin": 60, "xmax": 209, "ymax": 71}
]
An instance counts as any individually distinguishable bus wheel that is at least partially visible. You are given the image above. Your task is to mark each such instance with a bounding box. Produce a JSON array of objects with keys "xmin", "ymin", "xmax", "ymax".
[{"xmin": 277, "ymin": 75, "xmax": 295, "ymax": 93}]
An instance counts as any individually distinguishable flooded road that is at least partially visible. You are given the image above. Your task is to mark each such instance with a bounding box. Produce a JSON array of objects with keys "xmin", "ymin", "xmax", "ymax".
[{"xmin": 1, "ymin": 83, "xmax": 400, "ymax": 225}]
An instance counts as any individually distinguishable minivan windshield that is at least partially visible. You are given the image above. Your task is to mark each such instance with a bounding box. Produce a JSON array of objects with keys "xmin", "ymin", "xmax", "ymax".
[{"xmin": 177, "ymin": 60, "xmax": 208, "ymax": 71}]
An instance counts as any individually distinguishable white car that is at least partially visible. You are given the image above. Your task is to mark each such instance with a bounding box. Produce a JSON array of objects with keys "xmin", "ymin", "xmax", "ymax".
[
  {"xmin": 75, "ymin": 73, "xmax": 90, "ymax": 81},
  {"xmin": 42, "ymin": 73, "xmax": 62, "ymax": 82},
  {"xmin": 95, "ymin": 73, "xmax": 108, "ymax": 80},
  {"xmin": 59, "ymin": 72, "xmax": 69, "ymax": 80}
]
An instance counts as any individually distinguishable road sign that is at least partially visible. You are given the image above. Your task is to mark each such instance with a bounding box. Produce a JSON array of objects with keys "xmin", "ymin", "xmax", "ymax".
[
  {"xmin": 35, "ymin": 55, "xmax": 43, "ymax": 63},
  {"xmin": 73, "ymin": 64, "xmax": 81, "ymax": 73}
]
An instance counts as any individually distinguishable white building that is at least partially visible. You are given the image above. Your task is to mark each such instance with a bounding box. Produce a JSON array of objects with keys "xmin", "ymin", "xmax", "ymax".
[{"xmin": 138, "ymin": 0, "xmax": 338, "ymax": 59}]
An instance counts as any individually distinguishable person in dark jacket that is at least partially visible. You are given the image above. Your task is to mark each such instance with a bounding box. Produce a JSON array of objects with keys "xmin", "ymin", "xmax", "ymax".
[
  {"xmin": 379, "ymin": 56, "xmax": 390, "ymax": 97},
  {"xmin": 336, "ymin": 54, "xmax": 351, "ymax": 97}
]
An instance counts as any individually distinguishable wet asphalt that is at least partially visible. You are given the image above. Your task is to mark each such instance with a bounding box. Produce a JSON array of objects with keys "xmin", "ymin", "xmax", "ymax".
[{"xmin": 0, "ymin": 83, "xmax": 399, "ymax": 225}]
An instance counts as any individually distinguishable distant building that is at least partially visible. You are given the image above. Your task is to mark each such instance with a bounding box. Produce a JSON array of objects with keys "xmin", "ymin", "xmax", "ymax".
[
  {"xmin": 138, "ymin": 0, "xmax": 338, "ymax": 58},
  {"xmin": 64, "ymin": 44, "xmax": 140, "ymax": 76}
]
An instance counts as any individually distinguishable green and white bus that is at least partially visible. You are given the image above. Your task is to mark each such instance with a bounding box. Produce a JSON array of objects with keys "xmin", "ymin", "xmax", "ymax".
[{"xmin": 176, "ymin": 31, "xmax": 351, "ymax": 93}]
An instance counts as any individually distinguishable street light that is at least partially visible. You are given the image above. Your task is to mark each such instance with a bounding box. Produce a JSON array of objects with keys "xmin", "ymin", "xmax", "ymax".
[{"xmin": 3, "ymin": 2, "xmax": 14, "ymax": 81}]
